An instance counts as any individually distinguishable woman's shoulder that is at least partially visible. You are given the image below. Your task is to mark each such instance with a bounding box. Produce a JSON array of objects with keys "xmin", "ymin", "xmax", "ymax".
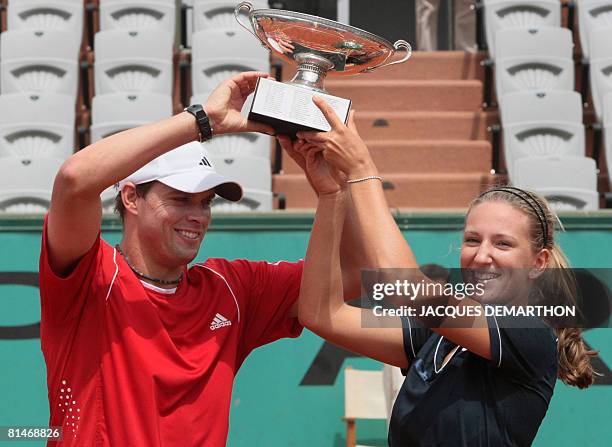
[{"xmin": 487, "ymin": 313, "xmax": 558, "ymax": 380}]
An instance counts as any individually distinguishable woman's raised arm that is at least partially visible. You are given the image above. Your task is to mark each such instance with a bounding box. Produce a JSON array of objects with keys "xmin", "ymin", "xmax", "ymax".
[{"xmin": 298, "ymin": 98, "xmax": 492, "ymax": 361}]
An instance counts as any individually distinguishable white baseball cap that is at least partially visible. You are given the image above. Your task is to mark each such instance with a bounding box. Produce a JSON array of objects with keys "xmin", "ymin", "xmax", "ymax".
[{"xmin": 117, "ymin": 141, "xmax": 243, "ymax": 201}]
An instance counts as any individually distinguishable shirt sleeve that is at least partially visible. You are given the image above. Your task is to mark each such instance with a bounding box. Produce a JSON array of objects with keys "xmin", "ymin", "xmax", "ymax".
[
  {"xmin": 235, "ymin": 259, "xmax": 304, "ymax": 359},
  {"xmin": 486, "ymin": 307, "xmax": 557, "ymax": 381},
  {"xmin": 39, "ymin": 214, "xmax": 102, "ymax": 323},
  {"xmin": 400, "ymin": 315, "xmax": 433, "ymax": 365}
]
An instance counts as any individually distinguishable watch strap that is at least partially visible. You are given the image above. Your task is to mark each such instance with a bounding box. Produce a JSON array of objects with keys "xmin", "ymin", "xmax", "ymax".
[{"xmin": 184, "ymin": 104, "xmax": 213, "ymax": 142}]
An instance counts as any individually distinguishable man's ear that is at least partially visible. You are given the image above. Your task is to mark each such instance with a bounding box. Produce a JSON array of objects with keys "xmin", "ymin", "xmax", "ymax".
[
  {"xmin": 529, "ymin": 249, "xmax": 550, "ymax": 279},
  {"xmin": 121, "ymin": 183, "xmax": 140, "ymax": 217}
]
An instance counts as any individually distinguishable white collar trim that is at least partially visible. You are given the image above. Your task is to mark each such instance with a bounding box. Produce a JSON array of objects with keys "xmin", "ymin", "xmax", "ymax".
[{"xmin": 140, "ymin": 280, "xmax": 177, "ymax": 295}]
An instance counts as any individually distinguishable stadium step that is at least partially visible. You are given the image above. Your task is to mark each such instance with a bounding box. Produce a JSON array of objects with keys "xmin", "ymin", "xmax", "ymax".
[
  {"xmin": 325, "ymin": 79, "xmax": 484, "ymax": 112},
  {"xmin": 358, "ymin": 51, "xmax": 486, "ymax": 81},
  {"xmin": 353, "ymin": 110, "xmax": 497, "ymax": 141},
  {"xmin": 281, "ymin": 140, "xmax": 492, "ymax": 174},
  {"xmin": 273, "ymin": 172, "xmax": 498, "ymax": 209},
  {"xmin": 277, "ymin": 51, "xmax": 486, "ymax": 82},
  {"xmin": 272, "ymin": 50, "xmax": 498, "ymax": 210}
]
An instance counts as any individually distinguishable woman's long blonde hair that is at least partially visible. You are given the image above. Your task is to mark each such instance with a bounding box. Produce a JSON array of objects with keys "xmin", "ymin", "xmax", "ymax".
[{"xmin": 470, "ymin": 187, "xmax": 597, "ymax": 389}]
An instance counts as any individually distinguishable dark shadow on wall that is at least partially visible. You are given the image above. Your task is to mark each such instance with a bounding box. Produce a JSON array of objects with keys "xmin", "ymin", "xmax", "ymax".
[{"xmin": 0, "ymin": 271, "xmax": 40, "ymax": 339}]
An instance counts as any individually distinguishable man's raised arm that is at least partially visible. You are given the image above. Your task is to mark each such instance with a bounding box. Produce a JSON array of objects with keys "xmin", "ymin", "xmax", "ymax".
[{"xmin": 47, "ymin": 72, "xmax": 273, "ymax": 276}]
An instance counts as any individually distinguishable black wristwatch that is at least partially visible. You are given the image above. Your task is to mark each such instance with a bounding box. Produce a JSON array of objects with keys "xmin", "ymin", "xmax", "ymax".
[{"xmin": 184, "ymin": 104, "xmax": 213, "ymax": 142}]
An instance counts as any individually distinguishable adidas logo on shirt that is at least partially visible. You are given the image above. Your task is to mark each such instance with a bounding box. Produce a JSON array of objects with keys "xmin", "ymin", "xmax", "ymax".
[{"xmin": 210, "ymin": 313, "xmax": 232, "ymax": 331}]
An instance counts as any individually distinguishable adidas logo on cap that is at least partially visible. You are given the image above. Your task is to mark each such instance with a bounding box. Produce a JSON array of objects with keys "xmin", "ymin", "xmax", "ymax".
[{"xmin": 198, "ymin": 156, "xmax": 212, "ymax": 167}]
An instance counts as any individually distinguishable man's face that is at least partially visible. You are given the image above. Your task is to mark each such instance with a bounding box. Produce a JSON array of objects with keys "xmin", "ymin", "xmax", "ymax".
[{"xmin": 131, "ymin": 182, "xmax": 215, "ymax": 267}]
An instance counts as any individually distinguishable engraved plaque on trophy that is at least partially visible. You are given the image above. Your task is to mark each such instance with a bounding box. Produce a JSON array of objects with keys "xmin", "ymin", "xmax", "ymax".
[{"xmin": 235, "ymin": 2, "xmax": 412, "ymax": 136}]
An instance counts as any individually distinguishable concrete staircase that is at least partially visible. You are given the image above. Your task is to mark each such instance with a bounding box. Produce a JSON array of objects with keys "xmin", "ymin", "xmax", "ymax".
[{"xmin": 273, "ymin": 51, "xmax": 499, "ymax": 209}]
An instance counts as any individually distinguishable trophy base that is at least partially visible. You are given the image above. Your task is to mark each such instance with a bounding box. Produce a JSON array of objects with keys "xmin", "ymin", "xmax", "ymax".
[
  {"xmin": 249, "ymin": 77, "xmax": 351, "ymax": 138},
  {"xmin": 248, "ymin": 112, "xmax": 331, "ymax": 137}
]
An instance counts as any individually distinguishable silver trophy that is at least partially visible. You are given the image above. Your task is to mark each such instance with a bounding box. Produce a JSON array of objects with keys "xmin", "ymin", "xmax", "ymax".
[{"xmin": 235, "ymin": 2, "xmax": 412, "ymax": 135}]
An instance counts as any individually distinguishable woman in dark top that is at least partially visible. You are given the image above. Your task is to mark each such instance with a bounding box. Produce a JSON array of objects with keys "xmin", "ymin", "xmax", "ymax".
[{"xmin": 281, "ymin": 97, "xmax": 598, "ymax": 446}]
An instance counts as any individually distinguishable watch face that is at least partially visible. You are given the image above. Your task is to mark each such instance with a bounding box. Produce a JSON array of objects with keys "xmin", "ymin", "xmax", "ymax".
[{"xmin": 188, "ymin": 104, "xmax": 202, "ymax": 114}]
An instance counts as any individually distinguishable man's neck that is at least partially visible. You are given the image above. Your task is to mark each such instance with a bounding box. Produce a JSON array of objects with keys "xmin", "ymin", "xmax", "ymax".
[{"xmin": 117, "ymin": 240, "xmax": 184, "ymax": 289}]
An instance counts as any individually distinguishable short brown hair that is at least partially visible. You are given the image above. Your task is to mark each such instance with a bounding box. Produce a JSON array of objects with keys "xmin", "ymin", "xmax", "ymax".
[{"xmin": 114, "ymin": 181, "xmax": 156, "ymax": 222}]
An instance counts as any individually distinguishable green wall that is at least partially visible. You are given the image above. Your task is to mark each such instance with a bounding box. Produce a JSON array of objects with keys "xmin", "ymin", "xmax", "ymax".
[{"xmin": 0, "ymin": 212, "xmax": 611, "ymax": 446}]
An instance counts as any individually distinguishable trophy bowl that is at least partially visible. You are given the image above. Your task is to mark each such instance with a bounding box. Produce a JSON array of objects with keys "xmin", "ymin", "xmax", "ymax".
[
  {"xmin": 235, "ymin": 1, "xmax": 412, "ymax": 92},
  {"xmin": 234, "ymin": 1, "xmax": 412, "ymax": 134}
]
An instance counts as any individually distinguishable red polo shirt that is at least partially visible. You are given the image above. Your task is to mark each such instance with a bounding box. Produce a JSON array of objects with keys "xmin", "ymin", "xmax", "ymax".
[{"xmin": 39, "ymin": 218, "xmax": 303, "ymax": 446}]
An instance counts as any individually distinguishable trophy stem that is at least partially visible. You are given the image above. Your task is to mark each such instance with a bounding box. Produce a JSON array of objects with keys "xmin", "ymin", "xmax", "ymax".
[{"xmin": 288, "ymin": 53, "xmax": 334, "ymax": 93}]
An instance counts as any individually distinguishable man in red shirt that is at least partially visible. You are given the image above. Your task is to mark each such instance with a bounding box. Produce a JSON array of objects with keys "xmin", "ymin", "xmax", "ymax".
[{"xmin": 39, "ymin": 72, "xmax": 364, "ymax": 446}]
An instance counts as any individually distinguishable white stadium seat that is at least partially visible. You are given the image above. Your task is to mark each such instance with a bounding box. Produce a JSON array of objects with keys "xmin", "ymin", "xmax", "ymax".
[
  {"xmin": 588, "ymin": 27, "xmax": 612, "ymax": 121},
  {"xmin": 484, "ymin": 0, "xmax": 561, "ymax": 58},
  {"xmin": 0, "ymin": 156, "xmax": 64, "ymax": 214},
  {"xmin": 0, "ymin": 29, "xmax": 80, "ymax": 98},
  {"xmin": 500, "ymin": 90, "xmax": 583, "ymax": 125},
  {"xmin": 192, "ymin": 0, "xmax": 268, "ymax": 32},
  {"xmin": 99, "ymin": 0, "xmax": 176, "ymax": 34},
  {"xmin": 7, "ymin": 0, "xmax": 84, "ymax": 39},
  {"xmin": 500, "ymin": 90, "xmax": 585, "ymax": 180},
  {"xmin": 514, "ymin": 155, "xmax": 599, "ymax": 210},
  {"xmin": 189, "ymin": 93, "xmax": 271, "ymax": 157},
  {"xmin": 94, "ymin": 29, "xmax": 173, "ymax": 95},
  {"xmin": 199, "ymin": 133, "xmax": 272, "ymax": 159},
  {"xmin": 0, "ymin": 93, "xmax": 75, "ymax": 160},
  {"xmin": 577, "ymin": 0, "xmax": 612, "ymax": 59},
  {"xmin": 209, "ymin": 154, "xmax": 271, "ymax": 191},
  {"xmin": 190, "ymin": 90, "xmax": 255, "ymax": 121},
  {"xmin": 495, "ymin": 27, "xmax": 574, "ymax": 100},
  {"xmin": 212, "ymin": 189, "xmax": 273, "ymax": 212},
  {"xmin": 91, "ymin": 92, "xmax": 173, "ymax": 142},
  {"xmin": 208, "ymin": 153, "xmax": 273, "ymax": 212},
  {"xmin": 0, "ymin": 157, "xmax": 114, "ymax": 214},
  {"xmin": 191, "ymin": 29, "xmax": 269, "ymax": 95}
]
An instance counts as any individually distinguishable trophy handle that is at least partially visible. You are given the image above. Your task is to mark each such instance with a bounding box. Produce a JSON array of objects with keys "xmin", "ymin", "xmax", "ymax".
[
  {"xmin": 362, "ymin": 40, "xmax": 413, "ymax": 73},
  {"xmin": 234, "ymin": 2, "xmax": 259, "ymax": 40}
]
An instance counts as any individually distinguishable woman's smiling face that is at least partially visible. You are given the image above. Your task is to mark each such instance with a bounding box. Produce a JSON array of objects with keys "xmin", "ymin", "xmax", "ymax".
[{"xmin": 460, "ymin": 201, "xmax": 546, "ymax": 303}]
